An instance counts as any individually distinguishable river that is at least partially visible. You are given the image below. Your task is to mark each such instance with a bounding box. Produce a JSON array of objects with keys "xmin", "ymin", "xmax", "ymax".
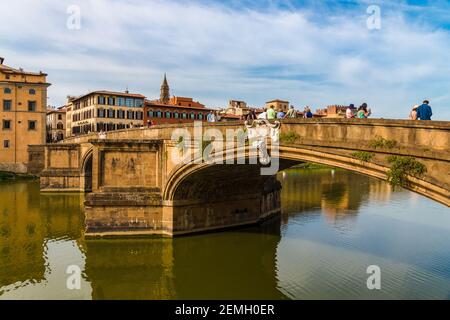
[{"xmin": 1, "ymin": 168, "xmax": 449, "ymax": 299}]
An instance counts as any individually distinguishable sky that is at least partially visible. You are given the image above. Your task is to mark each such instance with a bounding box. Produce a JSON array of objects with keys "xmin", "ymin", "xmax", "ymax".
[{"xmin": 1, "ymin": 0, "xmax": 449, "ymax": 120}]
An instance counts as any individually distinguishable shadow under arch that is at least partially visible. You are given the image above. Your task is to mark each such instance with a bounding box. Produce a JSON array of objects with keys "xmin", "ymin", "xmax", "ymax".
[
  {"xmin": 163, "ymin": 145, "xmax": 446, "ymax": 205},
  {"xmin": 81, "ymin": 148, "xmax": 93, "ymax": 193}
]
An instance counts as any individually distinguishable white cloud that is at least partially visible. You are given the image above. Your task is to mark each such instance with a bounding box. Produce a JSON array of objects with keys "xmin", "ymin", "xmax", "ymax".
[{"xmin": 0, "ymin": 0, "xmax": 449, "ymax": 119}]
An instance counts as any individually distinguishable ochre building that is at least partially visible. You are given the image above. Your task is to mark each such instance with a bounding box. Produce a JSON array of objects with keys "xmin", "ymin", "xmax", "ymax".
[
  {"xmin": 0, "ymin": 57, "xmax": 50, "ymax": 173},
  {"xmin": 66, "ymin": 90, "xmax": 146, "ymax": 136},
  {"xmin": 265, "ymin": 99, "xmax": 290, "ymax": 112}
]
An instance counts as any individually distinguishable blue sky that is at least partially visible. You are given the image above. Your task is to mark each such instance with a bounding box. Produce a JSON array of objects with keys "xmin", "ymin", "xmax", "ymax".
[{"xmin": 1, "ymin": 0, "xmax": 449, "ymax": 119}]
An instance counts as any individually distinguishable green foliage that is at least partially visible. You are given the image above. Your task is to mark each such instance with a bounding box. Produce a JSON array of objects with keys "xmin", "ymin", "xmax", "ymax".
[
  {"xmin": 291, "ymin": 163, "xmax": 331, "ymax": 169},
  {"xmin": 352, "ymin": 151, "xmax": 375, "ymax": 162},
  {"xmin": 280, "ymin": 131, "xmax": 300, "ymax": 144},
  {"xmin": 0, "ymin": 171, "xmax": 36, "ymax": 181},
  {"xmin": 369, "ymin": 136, "xmax": 398, "ymax": 149},
  {"xmin": 386, "ymin": 156, "xmax": 427, "ymax": 187}
]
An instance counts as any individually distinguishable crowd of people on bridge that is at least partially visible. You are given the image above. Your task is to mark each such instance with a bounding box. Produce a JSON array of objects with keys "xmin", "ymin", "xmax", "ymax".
[{"xmin": 203, "ymin": 99, "xmax": 435, "ymax": 123}]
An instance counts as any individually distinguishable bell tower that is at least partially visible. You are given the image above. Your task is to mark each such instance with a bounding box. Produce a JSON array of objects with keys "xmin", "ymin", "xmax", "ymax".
[{"xmin": 160, "ymin": 74, "xmax": 170, "ymax": 104}]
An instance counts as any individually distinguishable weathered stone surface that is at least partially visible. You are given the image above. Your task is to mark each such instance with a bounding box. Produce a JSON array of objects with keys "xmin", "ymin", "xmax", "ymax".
[{"xmin": 33, "ymin": 119, "xmax": 450, "ymax": 237}]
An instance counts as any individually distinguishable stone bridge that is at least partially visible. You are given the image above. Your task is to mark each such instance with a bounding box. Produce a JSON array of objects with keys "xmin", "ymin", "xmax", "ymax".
[{"xmin": 35, "ymin": 119, "xmax": 450, "ymax": 237}]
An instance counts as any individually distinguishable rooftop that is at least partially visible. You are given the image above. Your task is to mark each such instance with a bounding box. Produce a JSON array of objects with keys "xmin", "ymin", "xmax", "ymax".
[
  {"xmin": 145, "ymin": 99, "xmax": 213, "ymax": 111},
  {"xmin": 0, "ymin": 58, "xmax": 47, "ymax": 76},
  {"xmin": 266, "ymin": 99, "xmax": 289, "ymax": 104},
  {"xmin": 69, "ymin": 90, "xmax": 146, "ymax": 102}
]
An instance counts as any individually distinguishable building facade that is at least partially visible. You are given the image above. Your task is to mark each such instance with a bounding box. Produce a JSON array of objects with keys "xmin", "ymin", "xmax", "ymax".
[
  {"xmin": 66, "ymin": 91, "xmax": 146, "ymax": 136},
  {"xmin": 265, "ymin": 99, "xmax": 289, "ymax": 112},
  {"xmin": 0, "ymin": 57, "xmax": 50, "ymax": 173},
  {"xmin": 143, "ymin": 75, "xmax": 211, "ymax": 125},
  {"xmin": 46, "ymin": 107, "xmax": 66, "ymax": 142},
  {"xmin": 316, "ymin": 105, "xmax": 354, "ymax": 118}
]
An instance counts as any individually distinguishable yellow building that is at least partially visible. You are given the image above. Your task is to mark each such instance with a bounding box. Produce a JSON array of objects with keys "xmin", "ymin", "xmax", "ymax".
[
  {"xmin": 46, "ymin": 106, "xmax": 66, "ymax": 142},
  {"xmin": 66, "ymin": 90, "xmax": 146, "ymax": 137},
  {"xmin": 265, "ymin": 99, "xmax": 289, "ymax": 112},
  {"xmin": 0, "ymin": 57, "xmax": 50, "ymax": 173}
]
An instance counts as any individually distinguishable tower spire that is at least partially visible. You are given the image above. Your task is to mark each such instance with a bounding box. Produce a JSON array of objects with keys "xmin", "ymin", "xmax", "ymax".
[{"xmin": 160, "ymin": 73, "xmax": 170, "ymax": 104}]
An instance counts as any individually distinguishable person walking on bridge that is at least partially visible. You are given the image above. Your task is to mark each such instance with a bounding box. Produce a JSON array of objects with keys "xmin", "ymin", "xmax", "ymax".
[{"xmin": 416, "ymin": 100, "xmax": 433, "ymax": 120}]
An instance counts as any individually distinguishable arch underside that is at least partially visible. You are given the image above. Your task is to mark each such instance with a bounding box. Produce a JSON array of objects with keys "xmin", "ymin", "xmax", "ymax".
[{"xmin": 165, "ymin": 146, "xmax": 449, "ymax": 207}]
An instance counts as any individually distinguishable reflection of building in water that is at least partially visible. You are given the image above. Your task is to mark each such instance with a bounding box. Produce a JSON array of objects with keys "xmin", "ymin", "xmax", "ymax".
[
  {"xmin": 0, "ymin": 182, "xmax": 46, "ymax": 288},
  {"xmin": 83, "ymin": 218, "xmax": 284, "ymax": 300},
  {"xmin": 0, "ymin": 182, "xmax": 85, "ymax": 291},
  {"xmin": 280, "ymin": 168, "xmax": 393, "ymax": 226}
]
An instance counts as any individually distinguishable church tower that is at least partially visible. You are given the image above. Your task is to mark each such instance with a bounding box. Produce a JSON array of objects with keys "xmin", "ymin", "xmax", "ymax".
[{"xmin": 160, "ymin": 74, "xmax": 170, "ymax": 104}]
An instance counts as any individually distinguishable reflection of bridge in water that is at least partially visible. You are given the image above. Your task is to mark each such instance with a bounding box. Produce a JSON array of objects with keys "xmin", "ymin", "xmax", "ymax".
[{"xmin": 32, "ymin": 119, "xmax": 449, "ymax": 238}]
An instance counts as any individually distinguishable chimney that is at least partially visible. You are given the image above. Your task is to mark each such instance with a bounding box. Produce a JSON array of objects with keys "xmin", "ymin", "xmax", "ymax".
[{"xmin": 0, "ymin": 57, "xmax": 4, "ymax": 65}]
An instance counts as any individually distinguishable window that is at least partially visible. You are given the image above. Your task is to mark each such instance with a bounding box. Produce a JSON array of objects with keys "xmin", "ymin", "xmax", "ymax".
[
  {"xmin": 108, "ymin": 109, "xmax": 115, "ymax": 118},
  {"xmin": 28, "ymin": 121, "xmax": 37, "ymax": 130},
  {"xmin": 165, "ymin": 111, "xmax": 171, "ymax": 118},
  {"xmin": 108, "ymin": 97, "xmax": 115, "ymax": 105},
  {"xmin": 135, "ymin": 99, "xmax": 144, "ymax": 107},
  {"xmin": 57, "ymin": 122, "xmax": 64, "ymax": 130},
  {"xmin": 147, "ymin": 110, "xmax": 154, "ymax": 118},
  {"xmin": 136, "ymin": 112, "xmax": 143, "ymax": 120},
  {"xmin": 3, "ymin": 140, "xmax": 9, "ymax": 148},
  {"xmin": 190, "ymin": 113, "xmax": 195, "ymax": 119},
  {"xmin": 29, "ymin": 89, "xmax": 36, "ymax": 95},
  {"xmin": 116, "ymin": 97, "xmax": 125, "ymax": 106},
  {"xmin": 98, "ymin": 96, "xmax": 106, "ymax": 105},
  {"xmin": 198, "ymin": 113, "xmax": 204, "ymax": 120},
  {"xmin": 58, "ymin": 114, "xmax": 62, "ymax": 120},
  {"xmin": 98, "ymin": 109, "xmax": 105, "ymax": 118},
  {"xmin": 127, "ymin": 110, "xmax": 134, "ymax": 119},
  {"xmin": 2, "ymin": 120, "xmax": 11, "ymax": 130},
  {"xmin": 156, "ymin": 111, "xmax": 162, "ymax": 118},
  {"xmin": 28, "ymin": 101, "xmax": 36, "ymax": 111},
  {"xmin": 5, "ymin": 75, "xmax": 10, "ymax": 80},
  {"xmin": 3, "ymin": 100, "xmax": 12, "ymax": 111},
  {"xmin": 182, "ymin": 113, "xmax": 187, "ymax": 119},
  {"xmin": 117, "ymin": 110, "xmax": 125, "ymax": 119},
  {"xmin": 173, "ymin": 112, "xmax": 179, "ymax": 119},
  {"xmin": 3, "ymin": 88, "xmax": 11, "ymax": 94},
  {"xmin": 125, "ymin": 98, "xmax": 134, "ymax": 107}
]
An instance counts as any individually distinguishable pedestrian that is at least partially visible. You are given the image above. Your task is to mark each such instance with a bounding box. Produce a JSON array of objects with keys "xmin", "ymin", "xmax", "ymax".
[
  {"xmin": 416, "ymin": 100, "xmax": 433, "ymax": 120},
  {"xmin": 346, "ymin": 104, "xmax": 355, "ymax": 118},
  {"xmin": 284, "ymin": 106, "xmax": 297, "ymax": 118},
  {"xmin": 247, "ymin": 110, "xmax": 257, "ymax": 121},
  {"xmin": 215, "ymin": 111, "xmax": 222, "ymax": 122},
  {"xmin": 267, "ymin": 105, "xmax": 276, "ymax": 120},
  {"xmin": 409, "ymin": 105, "xmax": 419, "ymax": 120},
  {"xmin": 357, "ymin": 103, "xmax": 371, "ymax": 119},
  {"xmin": 277, "ymin": 109, "xmax": 285, "ymax": 119},
  {"xmin": 207, "ymin": 110, "xmax": 216, "ymax": 122},
  {"xmin": 147, "ymin": 120, "xmax": 152, "ymax": 128},
  {"xmin": 257, "ymin": 109, "xmax": 268, "ymax": 120},
  {"xmin": 303, "ymin": 106, "xmax": 313, "ymax": 118}
]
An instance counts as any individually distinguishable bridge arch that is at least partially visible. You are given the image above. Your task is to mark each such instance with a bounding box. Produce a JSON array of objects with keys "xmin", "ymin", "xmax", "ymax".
[
  {"xmin": 81, "ymin": 148, "xmax": 93, "ymax": 192},
  {"xmin": 163, "ymin": 145, "xmax": 448, "ymax": 206}
]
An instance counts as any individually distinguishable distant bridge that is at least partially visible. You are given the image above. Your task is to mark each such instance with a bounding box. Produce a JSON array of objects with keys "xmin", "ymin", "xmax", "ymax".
[{"xmin": 32, "ymin": 118, "xmax": 450, "ymax": 237}]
